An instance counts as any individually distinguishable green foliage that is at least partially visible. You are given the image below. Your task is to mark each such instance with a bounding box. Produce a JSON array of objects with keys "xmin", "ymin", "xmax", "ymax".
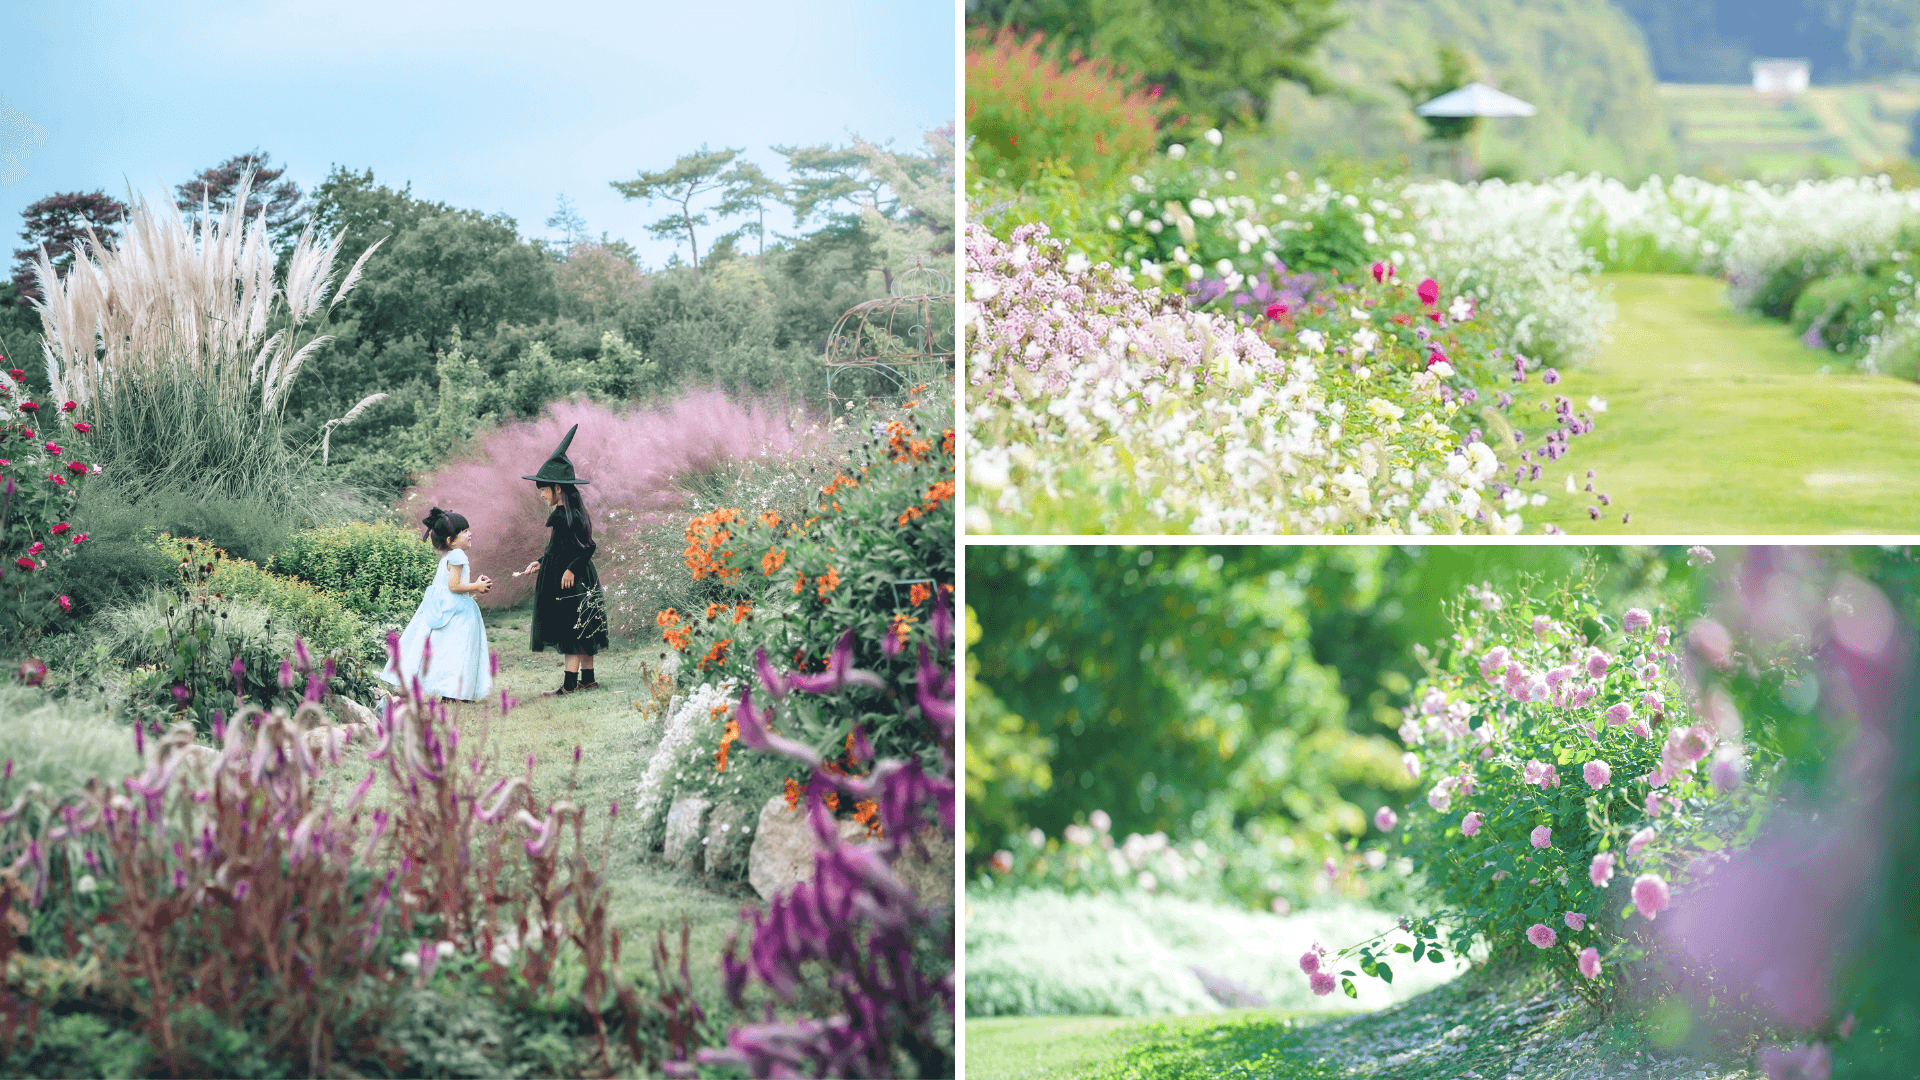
[
  {"xmin": 967, "ymin": 0, "xmax": 1346, "ymax": 127},
  {"xmin": 383, "ymin": 985, "xmax": 587, "ymax": 1079},
  {"xmin": 151, "ymin": 533, "xmax": 372, "ymax": 659},
  {"xmin": 1396, "ymin": 43, "xmax": 1478, "ymax": 143},
  {"xmin": 1, "ymin": 1011, "xmax": 154, "ymax": 1080},
  {"xmin": 963, "ymin": 606, "xmax": 1054, "ymax": 857},
  {"xmin": 0, "ymin": 684, "xmax": 139, "ymax": 800},
  {"xmin": 610, "ymin": 144, "xmax": 743, "ymax": 277},
  {"xmin": 965, "ymin": 28, "xmax": 1168, "ymax": 190},
  {"xmin": 270, "ymin": 521, "xmax": 443, "ymax": 621},
  {"xmin": 1616, "ymin": 0, "xmax": 1920, "ymax": 85}
]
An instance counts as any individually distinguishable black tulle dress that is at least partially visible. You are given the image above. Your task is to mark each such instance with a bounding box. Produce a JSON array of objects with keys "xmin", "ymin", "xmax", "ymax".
[{"xmin": 528, "ymin": 506, "xmax": 609, "ymax": 655}]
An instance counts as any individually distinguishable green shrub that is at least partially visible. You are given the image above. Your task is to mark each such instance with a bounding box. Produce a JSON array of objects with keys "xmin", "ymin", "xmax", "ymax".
[
  {"xmin": 54, "ymin": 530, "xmax": 175, "ymax": 621},
  {"xmin": 152, "ymin": 533, "xmax": 371, "ymax": 658},
  {"xmin": 73, "ymin": 481, "xmax": 295, "ymax": 567},
  {"xmin": 1, "ymin": 1011, "xmax": 153, "ymax": 1080},
  {"xmin": 966, "ymin": 28, "xmax": 1169, "ymax": 190},
  {"xmin": 0, "ymin": 685, "xmax": 138, "ymax": 802},
  {"xmin": 270, "ymin": 521, "xmax": 441, "ymax": 621}
]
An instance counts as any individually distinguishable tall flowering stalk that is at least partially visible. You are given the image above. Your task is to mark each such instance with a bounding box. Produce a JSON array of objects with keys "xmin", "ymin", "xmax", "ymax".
[{"xmin": 698, "ymin": 591, "xmax": 955, "ymax": 1079}]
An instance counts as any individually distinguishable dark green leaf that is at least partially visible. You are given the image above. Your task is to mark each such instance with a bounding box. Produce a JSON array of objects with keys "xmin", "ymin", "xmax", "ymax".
[
  {"xmin": 1378, "ymin": 963, "xmax": 1393, "ymax": 984},
  {"xmin": 1342, "ymin": 978, "xmax": 1357, "ymax": 999}
]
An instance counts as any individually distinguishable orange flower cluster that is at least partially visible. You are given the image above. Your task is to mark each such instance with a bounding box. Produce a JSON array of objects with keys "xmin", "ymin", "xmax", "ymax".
[
  {"xmin": 732, "ymin": 602, "xmax": 753, "ymax": 624},
  {"xmin": 699, "ymin": 638, "xmax": 733, "ymax": 672},
  {"xmin": 889, "ymin": 612, "xmax": 916, "ymax": 652},
  {"xmin": 942, "ymin": 428, "xmax": 955, "ymax": 456},
  {"xmin": 761, "ymin": 548, "xmax": 786, "ymax": 575},
  {"xmin": 705, "ymin": 601, "xmax": 726, "ymax": 621},
  {"xmin": 784, "ymin": 777, "xmax": 802, "ymax": 809},
  {"xmin": 908, "ymin": 582, "xmax": 932, "ymax": 607},
  {"xmin": 852, "ymin": 799, "xmax": 882, "ymax": 838},
  {"xmin": 821, "ymin": 472, "xmax": 859, "ymax": 499},
  {"xmin": 898, "ymin": 478, "xmax": 957, "ymax": 527},
  {"xmin": 657, "ymin": 608, "xmax": 692, "ymax": 651},
  {"xmin": 884, "ymin": 419, "xmax": 933, "ymax": 464},
  {"xmin": 759, "ymin": 510, "xmax": 781, "ymax": 528},
  {"xmin": 715, "ymin": 718, "xmax": 740, "ymax": 773},
  {"xmin": 685, "ymin": 508, "xmax": 743, "ymax": 582},
  {"xmin": 815, "ymin": 566, "xmax": 840, "ymax": 599}
]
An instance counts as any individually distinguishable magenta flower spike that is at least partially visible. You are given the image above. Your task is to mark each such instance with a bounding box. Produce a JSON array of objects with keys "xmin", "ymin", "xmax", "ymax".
[
  {"xmin": 277, "ymin": 659, "xmax": 295, "ymax": 690},
  {"xmin": 788, "ymin": 629, "xmax": 885, "ymax": 695},
  {"xmin": 734, "ymin": 686, "xmax": 823, "ymax": 768},
  {"xmin": 752, "ymin": 647, "xmax": 789, "ymax": 699},
  {"xmin": 293, "ymin": 637, "xmax": 312, "ymax": 673},
  {"xmin": 931, "ymin": 585, "xmax": 953, "ymax": 649},
  {"xmin": 386, "ymin": 629, "xmax": 401, "ymax": 666}
]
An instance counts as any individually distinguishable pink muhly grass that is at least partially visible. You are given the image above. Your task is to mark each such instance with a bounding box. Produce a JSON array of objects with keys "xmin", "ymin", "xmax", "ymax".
[
  {"xmin": 1578, "ymin": 947, "xmax": 1602, "ymax": 979},
  {"xmin": 1583, "ymin": 759, "xmax": 1612, "ymax": 788},
  {"xmin": 1530, "ymin": 825, "xmax": 1552, "ymax": 848},
  {"xmin": 1525, "ymin": 923, "xmax": 1557, "ymax": 948},
  {"xmin": 1461, "ymin": 811, "xmax": 1483, "ymax": 837},
  {"xmin": 1590, "ymin": 852, "xmax": 1614, "ymax": 887},
  {"xmin": 1564, "ymin": 911, "xmax": 1587, "ymax": 931},
  {"xmin": 1632, "ymin": 873, "xmax": 1671, "ymax": 918},
  {"xmin": 1309, "ymin": 971, "xmax": 1337, "ymax": 996},
  {"xmin": 403, "ymin": 393, "xmax": 819, "ymax": 615}
]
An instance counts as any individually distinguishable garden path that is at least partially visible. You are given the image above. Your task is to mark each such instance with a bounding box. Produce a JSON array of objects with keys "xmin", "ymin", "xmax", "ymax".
[{"xmin": 1522, "ymin": 273, "xmax": 1920, "ymax": 535}]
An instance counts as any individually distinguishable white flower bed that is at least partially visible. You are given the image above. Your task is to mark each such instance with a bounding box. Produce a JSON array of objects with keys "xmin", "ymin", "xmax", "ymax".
[{"xmin": 632, "ymin": 680, "xmax": 736, "ymax": 847}]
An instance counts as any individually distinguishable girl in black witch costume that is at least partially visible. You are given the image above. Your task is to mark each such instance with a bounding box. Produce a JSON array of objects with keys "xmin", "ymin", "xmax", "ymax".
[{"xmin": 519, "ymin": 424, "xmax": 610, "ymax": 695}]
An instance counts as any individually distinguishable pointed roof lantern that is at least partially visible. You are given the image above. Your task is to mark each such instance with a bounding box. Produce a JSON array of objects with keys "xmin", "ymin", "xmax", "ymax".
[{"xmin": 1416, "ymin": 82, "xmax": 1537, "ymax": 118}]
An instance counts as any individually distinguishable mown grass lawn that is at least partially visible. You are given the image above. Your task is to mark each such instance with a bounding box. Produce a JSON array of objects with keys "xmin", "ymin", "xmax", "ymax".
[
  {"xmin": 965, "ymin": 964, "xmax": 1770, "ymax": 1080},
  {"xmin": 1530, "ymin": 273, "xmax": 1920, "ymax": 535}
]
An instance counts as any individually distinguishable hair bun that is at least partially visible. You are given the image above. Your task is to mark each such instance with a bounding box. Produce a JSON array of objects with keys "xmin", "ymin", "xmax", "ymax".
[{"xmin": 423, "ymin": 507, "xmax": 445, "ymax": 528}]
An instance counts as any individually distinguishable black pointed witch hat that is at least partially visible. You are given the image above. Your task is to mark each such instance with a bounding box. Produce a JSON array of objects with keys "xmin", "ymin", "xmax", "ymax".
[{"xmin": 522, "ymin": 424, "xmax": 590, "ymax": 485}]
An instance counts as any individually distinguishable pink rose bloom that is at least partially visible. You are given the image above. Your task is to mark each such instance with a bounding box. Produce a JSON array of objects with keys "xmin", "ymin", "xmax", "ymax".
[
  {"xmin": 1654, "ymin": 626, "xmax": 1671, "ymax": 647},
  {"xmin": 1309, "ymin": 970, "xmax": 1338, "ymax": 995},
  {"xmin": 1710, "ymin": 746, "xmax": 1745, "ymax": 793},
  {"xmin": 1525, "ymin": 923, "xmax": 1557, "ymax": 949},
  {"xmin": 1664, "ymin": 724, "xmax": 1714, "ymax": 772},
  {"xmin": 990, "ymin": 850, "xmax": 1014, "ymax": 873},
  {"xmin": 1427, "ymin": 786, "xmax": 1452, "ymax": 813},
  {"xmin": 1570, "ymin": 685, "xmax": 1597, "ymax": 708},
  {"xmin": 1402, "ymin": 752, "xmax": 1422, "ymax": 780},
  {"xmin": 1532, "ymin": 615, "xmax": 1552, "ymax": 638},
  {"xmin": 1420, "ymin": 688, "xmax": 1448, "ymax": 715},
  {"xmin": 1564, "ymin": 911, "xmax": 1587, "ymax": 931},
  {"xmin": 1480, "ymin": 646, "xmax": 1509, "ymax": 681},
  {"xmin": 1605, "ymin": 702, "xmax": 1632, "ymax": 727},
  {"xmin": 1646, "ymin": 792, "xmax": 1667, "ymax": 817},
  {"xmin": 1456, "ymin": 773, "xmax": 1477, "ymax": 797},
  {"xmin": 1522, "ymin": 760, "xmax": 1550, "ymax": 787},
  {"xmin": 1626, "ymin": 826, "xmax": 1657, "ymax": 858},
  {"xmin": 1631, "ymin": 720, "xmax": 1652, "ymax": 738},
  {"xmin": 1705, "ymin": 690, "xmax": 1742, "ymax": 738},
  {"xmin": 1590, "ymin": 852, "xmax": 1615, "ymax": 887},
  {"xmin": 1462, "ymin": 811, "xmax": 1483, "ymax": 837},
  {"xmin": 1545, "ymin": 665, "xmax": 1573, "ymax": 687},
  {"xmin": 1585, "ymin": 650, "xmax": 1610, "ymax": 679},
  {"xmin": 1530, "ymin": 825, "xmax": 1552, "ymax": 848},
  {"xmin": 1759, "ymin": 1042, "xmax": 1831, "ymax": 1080},
  {"xmin": 1623, "ymin": 608, "xmax": 1652, "ymax": 632},
  {"xmin": 1375, "ymin": 806, "xmax": 1397, "ymax": 832},
  {"xmin": 1299, "ymin": 950, "xmax": 1320, "ymax": 974},
  {"xmin": 1648, "ymin": 764, "xmax": 1674, "ymax": 788},
  {"xmin": 1578, "ymin": 947, "xmax": 1602, "ymax": 979},
  {"xmin": 1583, "ymin": 759, "xmax": 1612, "ymax": 789},
  {"xmin": 1688, "ymin": 619, "xmax": 1734, "ymax": 670},
  {"xmin": 1632, "ymin": 873, "xmax": 1671, "ymax": 919},
  {"xmin": 1642, "ymin": 690, "xmax": 1664, "ymax": 714},
  {"xmin": 1417, "ymin": 278, "xmax": 1440, "ymax": 306},
  {"xmin": 1491, "ymin": 869, "xmax": 1508, "ymax": 880}
]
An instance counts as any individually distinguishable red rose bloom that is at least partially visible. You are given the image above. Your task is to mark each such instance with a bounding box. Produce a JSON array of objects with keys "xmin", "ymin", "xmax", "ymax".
[
  {"xmin": 50, "ymin": 523, "xmax": 69, "ymax": 535},
  {"xmin": 44, "ymin": 442, "xmax": 60, "ymax": 456},
  {"xmin": 60, "ymin": 401, "xmax": 75, "ymax": 413},
  {"xmin": 17, "ymin": 428, "xmax": 30, "ymax": 439},
  {"xmin": 13, "ymin": 557, "xmax": 34, "ymax": 571},
  {"xmin": 67, "ymin": 460, "xmax": 87, "ymax": 474},
  {"xmin": 72, "ymin": 422, "xmax": 91, "ymax": 433},
  {"xmin": 71, "ymin": 533, "xmax": 87, "ymax": 544},
  {"xmin": 57, "ymin": 595, "xmax": 72, "ymax": 612},
  {"xmin": 48, "ymin": 474, "xmax": 65, "ymax": 485},
  {"xmin": 6, "ymin": 369, "xmax": 21, "ymax": 381},
  {"xmin": 17, "ymin": 402, "xmax": 36, "ymax": 413}
]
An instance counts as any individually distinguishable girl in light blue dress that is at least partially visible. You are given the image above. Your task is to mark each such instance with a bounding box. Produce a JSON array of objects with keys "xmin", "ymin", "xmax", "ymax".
[{"xmin": 380, "ymin": 507, "xmax": 494, "ymax": 702}]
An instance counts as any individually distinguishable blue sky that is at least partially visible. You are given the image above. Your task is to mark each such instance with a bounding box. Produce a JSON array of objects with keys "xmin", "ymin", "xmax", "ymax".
[{"xmin": 0, "ymin": 0, "xmax": 954, "ymax": 268}]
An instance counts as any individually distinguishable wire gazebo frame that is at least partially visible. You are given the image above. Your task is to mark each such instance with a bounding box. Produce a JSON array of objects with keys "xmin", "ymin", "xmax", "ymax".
[{"xmin": 823, "ymin": 259, "xmax": 954, "ymax": 413}]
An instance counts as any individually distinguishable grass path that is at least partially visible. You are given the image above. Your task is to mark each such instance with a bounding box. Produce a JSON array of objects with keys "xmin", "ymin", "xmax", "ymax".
[
  {"xmin": 965, "ymin": 966, "xmax": 1768, "ymax": 1079},
  {"xmin": 1529, "ymin": 273, "xmax": 1920, "ymax": 535}
]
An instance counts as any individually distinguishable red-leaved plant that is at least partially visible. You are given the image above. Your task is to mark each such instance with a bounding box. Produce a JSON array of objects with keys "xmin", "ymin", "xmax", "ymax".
[{"xmin": 0, "ymin": 636, "xmax": 704, "ymax": 1076}]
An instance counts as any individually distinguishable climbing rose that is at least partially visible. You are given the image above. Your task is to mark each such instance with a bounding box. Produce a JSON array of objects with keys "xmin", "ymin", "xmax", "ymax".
[
  {"xmin": 1578, "ymin": 947, "xmax": 1602, "ymax": 979},
  {"xmin": 1402, "ymin": 752, "xmax": 1421, "ymax": 780},
  {"xmin": 1299, "ymin": 950, "xmax": 1320, "ymax": 974},
  {"xmin": 72, "ymin": 422, "xmax": 90, "ymax": 433},
  {"xmin": 1417, "ymin": 278, "xmax": 1439, "ymax": 305},
  {"xmin": 1309, "ymin": 971, "xmax": 1337, "ymax": 996},
  {"xmin": 67, "ymin": 459, "xmax": 87, "ymax": 474},
  {"xmin": 1462, "ymin": 811, "xmax": 1483, "ymax": 837},
  {"xmin": 1627, "ymin": 827, "xmax": 1657, "ymax": 858},
  {"xmin": 1624, "ymin": 608, "xmax": 1652, "ymax": 631},
  {"xmin": 1590, "ymin": 852, "xmax": 1614, "ymax": 887},
  {"xmin": 1583, "ymin": 759, "xmax": 1612, "ymax": 788},
  {"xmin": 1530, "ymin": 825, "xmax": 1552, "ymax": 848},
  {"xmin": 1632, "ymin": 874, "xmax": 1671, "ymax": 919},
  {"xmin": 1710, "ymin": 746, "xmax": 1745, "ymax": 793},
  {"xmin": 1374, "ymin": 806, "xmax": 1397, "ymax": 832},
  {"xmin": 13, "ymin": 557, "xmax": 34, "ymax": 571},
  {"xmin": 1525, "ymin": 923, "xmax": 1557, "ymax": 948},
  {"xmin": 1585, "ymin": 650, "xmax": 1610, "ymax": 679},
  {"xmin": 1564, "ymin": 911, "xmax": 1587, "ymax": 931},
  {"xmin": 1606, "ymin": 702, "xmax": 1633, "ymax": 727}
]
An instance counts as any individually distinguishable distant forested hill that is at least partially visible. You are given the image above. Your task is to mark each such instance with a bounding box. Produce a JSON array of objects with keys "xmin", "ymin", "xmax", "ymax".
[
  {"xmin": 1266, "ymin": 0, "xmax": 1678, "ymax": 180},
  {"xmin": 1613, "ymin": 0, "xmax": 1920, "ymax": 85}
]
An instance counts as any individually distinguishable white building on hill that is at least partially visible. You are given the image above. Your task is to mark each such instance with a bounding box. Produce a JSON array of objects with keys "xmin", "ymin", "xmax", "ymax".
[{"xmin": 1752, "ymin": 58, "xmax": 1810, "ymax": 95}]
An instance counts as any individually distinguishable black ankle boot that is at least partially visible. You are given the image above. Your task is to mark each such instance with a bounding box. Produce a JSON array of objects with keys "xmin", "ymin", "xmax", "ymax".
[
  {"xmin": 543, "ymin": 670, "xmax": 579, "ymax": 697},
  {"xmin": 579, "ymin": 668, "xmax": 598, "ymax": 689}
]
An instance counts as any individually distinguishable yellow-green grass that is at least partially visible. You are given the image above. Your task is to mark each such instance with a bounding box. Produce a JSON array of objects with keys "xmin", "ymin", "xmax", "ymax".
[
  {"xmin": 1660, "ymin": 81, "xmax": 1920, "ymax": 177},
  {"xmin": 966, "ymin": 1009, "xmax": 1329, "ymax": 1080},
  {"xmin": 1527, "ymin": 273, "xmax": 1920, "ymax": 535}
]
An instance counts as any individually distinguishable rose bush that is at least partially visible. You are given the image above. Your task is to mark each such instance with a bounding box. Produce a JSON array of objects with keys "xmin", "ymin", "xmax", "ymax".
[{"xmin": 0, "ymin": 368, "xmax": 97, "ymax": 651}]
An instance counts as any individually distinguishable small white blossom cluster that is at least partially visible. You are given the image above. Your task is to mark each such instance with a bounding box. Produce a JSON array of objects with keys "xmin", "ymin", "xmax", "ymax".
[
  {"xmin": 632, "ymin": 680, "xmax": 736, "ymax": 845},
  {"xmin": 966, "ymin": 222, "xmax": 1528, "ymax": 535}
]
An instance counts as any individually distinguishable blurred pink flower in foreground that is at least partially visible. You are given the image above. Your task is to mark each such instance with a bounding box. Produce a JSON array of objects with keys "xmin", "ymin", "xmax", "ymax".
[
  {"xmin": 1462, "ymin": 811, "xmax": 1483, "ymax": 837},
  {"xmin": 1710, "ymin": 746, "xmax": 1746, "ymax": 792},
  {"xmin": 1374, "ymin": 806, "xmax": 1397, "ymax": 832},
  {"xmin": 1309, "ymin": 971, "xmax": 1337, "ymax": 996},
  {"xmin": 1759, "ymin": 1042, "xmax": 1831, "ymax": 1080},
  {"xmin": 1525, "ymin": 923, "xmax": 1557, "ymax": 948},
  {"xmin": 1577, "ymin": 947, "xmax": 1602, "ymax": 979},
  {"xmin": 1632, "ymin": 874, "xmax": 1670, "ymax": 919},
  {"xmin": 1590, "ymin": 853, "xmax": 1614, "ymax": 887}
]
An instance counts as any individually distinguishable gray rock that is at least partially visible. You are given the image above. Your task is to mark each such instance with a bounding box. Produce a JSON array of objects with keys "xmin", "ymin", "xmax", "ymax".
[
  {"xmin": 704, "ymin": 801, "xmax": 757, "ymax": 880},
  {"xmin": 746, "ymin": 796, "xmax": 955, "ymax": 912},
  {"xmin": 663, "ymin": 796, "xmax": 712, "ymax": 871}
]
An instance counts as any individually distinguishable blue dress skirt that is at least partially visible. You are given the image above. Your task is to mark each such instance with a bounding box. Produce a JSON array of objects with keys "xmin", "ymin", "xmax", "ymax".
[{"xmin": 380, "ymin": 549, "xmax": 493, "ymax": 701}]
